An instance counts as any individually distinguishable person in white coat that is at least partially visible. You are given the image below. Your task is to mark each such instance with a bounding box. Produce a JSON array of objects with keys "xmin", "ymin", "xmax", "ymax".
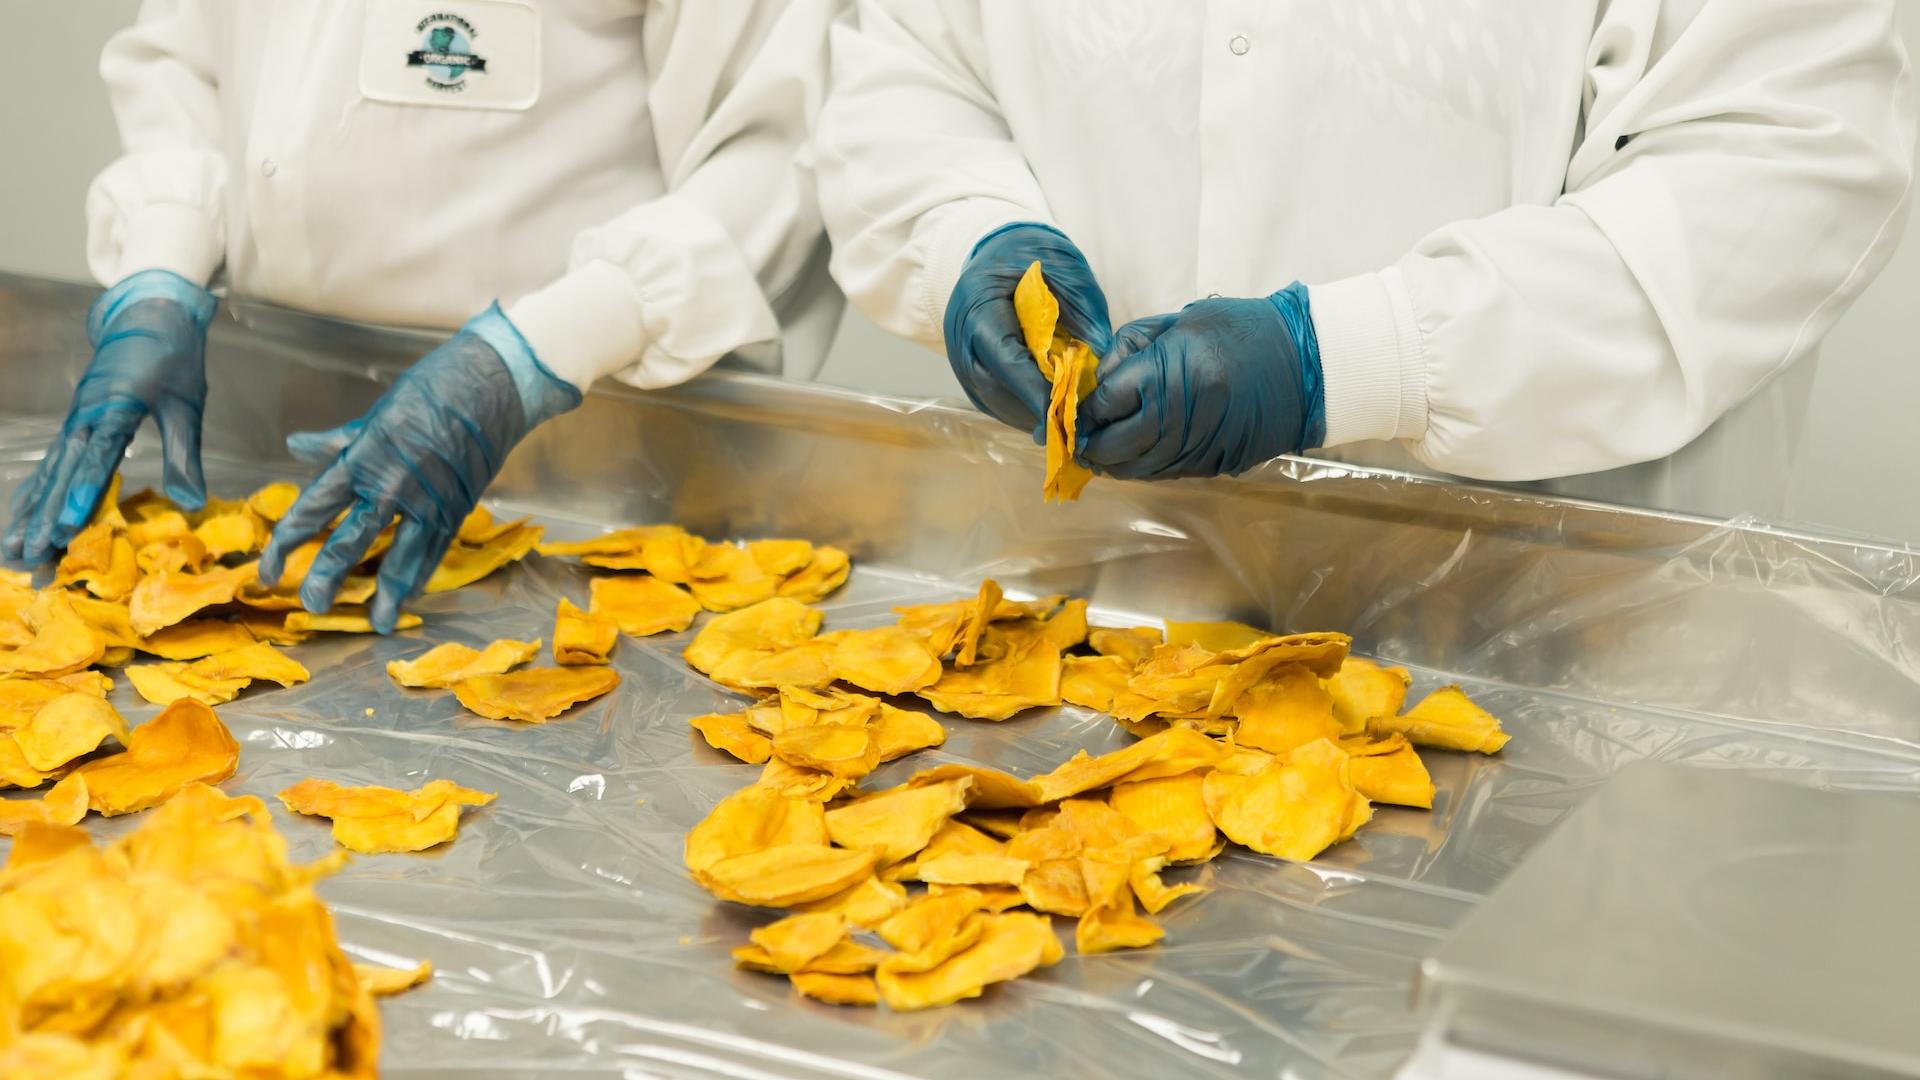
[
  {"xmin": 6, "ymin": 0, "xmax": 842, "ymax": 632},
  {"xmin": 816, "ymin": 1, "xmax": 1915, "ymax": 516}
]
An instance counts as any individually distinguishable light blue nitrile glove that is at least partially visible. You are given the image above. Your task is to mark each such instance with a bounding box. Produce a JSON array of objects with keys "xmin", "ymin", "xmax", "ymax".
[
  {"xmin": 4, "ymin": 269, "xmax": 218, "ymax": 565},
  {"xmin": 258, "ymin": 303, "xmax": 581, "ymax": 632},
  {"xmin": 1077, "ymin": 283, "xmax": 1325, "ymax": 480},
  {"xmin": 944, "ymin": 222, "xmax": 1113, "ymax": 443}
]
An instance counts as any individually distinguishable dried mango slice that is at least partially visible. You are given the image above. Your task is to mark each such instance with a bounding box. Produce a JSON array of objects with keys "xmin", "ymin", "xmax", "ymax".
[
  {"xmin": 553, "ymin": 598, "xmax": 617, "ymax": 666},
  {"xmin": 134, "ymin": 618, "xmax": 257, "ymax": 661},
  {"xmin": 55, "ymin": 524, "xmax": 137, "ymax": 601},
  {"xmin": 285, "ymin": 607, "xmax": 423, "ymax": 634},
  {"xmin": 1129, "ymin": 854, "xmax": 1207, "ymax": 915},
  {"xmin": 916, "ymin": 853, "xmax": 1029, "ymax": 887},
  {"xmin": 772, "ymin": 723, "xmax": 881, "ymax": 780},
  {"xmin": 748, "ymin": 539, "xmax": 815, "ymax": 577},
  {"xmin": 1109, "ymin": 772, "xmax": 1218, "ymax": 864},
  {"xmin": 696, "ymin": 844, "xmax": 879, "ymax": 907},
  {"xmin": 1234, "ymin": 664, "xmax": 1341, "ymax": 753},
  {"xmin": 1060, "ymin": 655, "xmax": 1134, "ymax": 713},
  {"xmin": 685, "ymin": 784, "xmax": 830, "ymax": 873},
  {"xmin": 279, "ymin": 778, "xmax": 495, "ymax": 854},
  {"xmin": 0, "ymin": 676, "xmax": 100, "ymax": 733},
  {"xmin": 456, "ymin": 506, "xmax": 508, "ymax": 544},
  {"xmin": 247, "ymin": 481, "xmax": 300, "ymax": 521},
  {"xmin": 126, "ymin": 662, "xmax": 249, "ymax": 706},
  {"xmin": 588, "ymin": 575, "xmax": 700, "ymax": 636},
  {"xmin": 758, "ymin": 757, "xmax": 856, "ymax": 803},
  {"xmin": 1028, "ymin": 727, "xmax": 1229, "ymax": 804},
  {"xmin": 793, "ymin": 875, "xmax": 908, "ymax": 928},
  {"xmin": 1051, "ymin": 798, "xmax": 1145, "ymax": 850},
  {"xmin": 354, "ymin": 959, "xmax": 433, "ymax": 996},
  {"xmin": 135, "ymin": 533, "xmax": 210, "ymax": 575},
  {"xmin": 875, "ymin": 911, "xmax": 1062, "ymax": 1011},
  {"xmin": 878, "ymin": 907, "xmax": 987, "ymax": 976},
  {"xmin": 0, "ymin": 590, "xmax": 105, "ymax": 677},
  {"xmin": 128, "ymin": 562, "xmax": 258, "ymax": 636},
  {"xmin": 1089, "ymin": 626, "xmax": 1162, "ymax": 666},
  {"xmin": 777, "ymin": 546, "xmax": 851, "ymax": 604},
  {"xmin": 1327, "ymin": 656, "xmax": 1413, "ymax": 734},
  {"xmin": 13, "ymin": 692, "xmax": 128, "ymax": 771},
  {"xmin": 735, "ymin": 637, "xmax": 839, "ymax": 691},
  {"xmin": 749, "ymin": 911, "xmax": 847, "ymax": 970},
  {"xmin": 1016, "ymin": 262, "xmax": 1098, "ymax": 504},
  {"xmin": 229, "ymin": 607, "xmax": 311, "ymax": 645},
  {"xmin": 0, "ymin": 774, "xmax": 89, "ymax": 836},
  {"xmin": 1344, "ymin": 734, "xmax": 1437, "ymax": 808},
  {"xmin": 830, "ymin": 626, "xmax": 942, "ymax": 694},
  {"xmin": 734, "ymin": 937, "xmax": 887, "ymax": 975},
  {"xmin": 71, "ymin": 700, "xmax": 239, "ymax": 815},
  {"xmin": 1076, "ymin": 847, "xmax": 1164, "ymax": 953},
  {"xmin": 451, "ymin": 666, "xmax": 620, "ymax": 723},
  {"xmin": 952, "ymin": 579, "xmax": 1003, "ymax": 667},
  {"xmin": 1164, "ymin": 620, "xmax": 1274, "ymax": 653},
  {"xmin": 1202, "ymin": 737, "xmax": 1369, "ymax": 861},
  {"xmin": 917, "ymin": 625, "xmax": 1063, "ymax": 721},
  {"xmin": 1375, "ymin": 685, "xmax": 1509, "ymax": 753},
  {"xmin": 690, "ymin": 710, "xmax": 773, "ymax": 764},
  {"xmin": 872, "ymin": 703, "xmax": 946, "ymax": 761},
  {"xmin": 386, "ymin": 638, "xmax": 540, "ymax": 689},
  {"xmin": 193, "ymin": 641, "xmax": 311, "ymax": 687},
  {"xmin": 423, "ymin": 520, "xmax": 542, "ymax": 593},
  {"xmin": 906, "ymin": 763, "xmax": 1040, "ymax": 809},
  {"xmin": 687, "ymin": 543, "xmax": 779, "ymax": 612},
  {"xmin": 823, "ymin": 777, "xmax": 972, "ymax": 865},
  {"xmin": 192, "ymin": 508, "xmax": 265, "ymax": 560},
  {"xmin": 790, "ymin": 971, "xmax": 878, "ymax": 1006},
  {"xmin": 683, "ymin": 597, "xmax": 821, "ymax": 682},
  {"xmin": 885, "ymin": 819, "xmax": 1005, "ymax": 882}
]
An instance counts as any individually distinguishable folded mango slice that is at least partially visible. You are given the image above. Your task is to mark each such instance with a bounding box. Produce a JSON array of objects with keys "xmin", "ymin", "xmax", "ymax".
[
  {"xmin": 12, "ymin": 691, "xmax": 128, "ymax": 771},
  {"xmin": 885, "ymin": 819, "xmax": 1005, "ymax": 882},
  {"xmin": 1088, "ymin": 626, "xmax": 1162, "ymax": 666},
  {"xmin": 691, "ymin": 710, "xmax": 774, "ymax": 764},
  {"xmin": 685, "ymin": 784, "xmax": 830, "ymax": 874},
  {"xmin": 748, "ymin": 539, "xmax": 815, "ymax": 577},
  {"xmin": 424, "ymin": 519, "xmax": 542, "ymax": 593},
  {"xmin": 0, "ymin": 774, "xmax": 89, "ymax": 836},
  {"xmin": 451, "ymin": 666, "xmax": 619, "ymax": 723},
  {"xmin": 907, "ymin": 763, "xmax": 1040, "ymax": 809},
  {"xmin": 386, "ymin": 637, "xmax": 541, "ymax": 689},
  {"xmin": 793, "ymin": 875, "xmax": 908, "ymax": 928},
  {"xmin": 0, "ymin": 590, "xmax": 105, "ymax": 677},
  {"xmin": 684, "ymin": 597, "xmax": 822, "ymax": 687},
  {"xmin": 772, "ymin": 723, "xmax": 881, "ymax": 780},
  {"xmin": 875, "ymin": 910, "xmax": 1062, "ymax": 1011},
  {"xmin": 1076, "ymin": 846, "xmax": 1164, "ymax": 954},
  {"xmin": 1327, "ymin": 656, "xmax": 1413, "ymax": 734},
  {"xmin": 0, "ymin": 674, "xmax": 108, "ymax": 733},
  {"xmin": 1344, "ymin": 733, "xmax": 1437, "ymax": 809},
  {"xmin": 1374, "ymin": 685, "xmax": 1510, "ymax": 753},
  {"xmin": 790, "ymin": 971, "xmax": 879, "ymax": 1006},
  {"xmin": 687, "ymin": 543, "xmax": 780, "ymax": 612},
  {"xmin": 1028, "ymin": 727, "xmax": 1229, "ymax": 803},
  {"xmin": 354, "ymin": 959, "xmax": 433, "ymax": 997},
  {"xmin": 830, "ymin": 626, "xmax": 943, "ymax": 694},
  {"xmin": 54, "ymin": 523, "xmax": 137, "ymax": 601},
  {"xmin": 1163, "ymin": 620, "xmax": 1274, "ymax": 653},
  {"xmin": 824, "ymin": 777, "xmax": 972, "ymax": 866},
  {"xmin": 553, "ymin": 598, "xmax": 617, "ymax": 665},
  {"xmin": 917, "ymin": 624, "xmax": 1063, "ymax": 721},
  {"xmin": 588, "ymin": 575, "xmax": 700, "ymax": 636},
  {"xmin": 1129, "ymin": 854, "xmax": 1207, "ymax": 915},
  {"xmin": 1015, "ymin": 262, "xmax": 1097, "ymax": 504},
  {"xmin": 127, "ymin": 642, "xmax": 311, "ymax": 706},
  {"xmin": 695, "ymin": 844, "xmax": 880, "ymax": 907},
  {"xmin": 279, "ymin": 777, "xmax": 496, "ymax": 854},
  {"xmin": 128, "ymin": 562, "xmax": 258, "ymax": 636},
  {"xmin": 748, "ymin": 911, "xmax": 848, "ymax": 971},
  {"xmin": 284, "ymin": 607, "xmax": 423, "ymax": 633},
  {"xmin": 136, "ymin": 618, "xmax": 259, "ymax": 660},
  {"xmin": 1109, "ymin": 771, "xmax": 1219, "ymax": 863},
  {"xmin": 247, "ymin": 480, "xmax": 301, "ymax": 521},
  {"xmin": 1202, "ymin": 737, "xmax": 1370, "ymax": 861},
  {"xmin": 1233, "ymin": 663, "xmax": 1341, "ymax": 753},
  {"xmin": 71, "ymin": 699, "xmax": 240, "ymax": 815},
  {"xmin": 777, "ymin": 546, "xmax": 851, "ymax": 604}
]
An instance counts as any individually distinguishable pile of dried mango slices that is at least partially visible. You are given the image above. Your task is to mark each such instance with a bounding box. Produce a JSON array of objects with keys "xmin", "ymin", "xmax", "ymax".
[{"xmin": 680, "ymin": 580, "xmax": 1508, "ymax": 1010}]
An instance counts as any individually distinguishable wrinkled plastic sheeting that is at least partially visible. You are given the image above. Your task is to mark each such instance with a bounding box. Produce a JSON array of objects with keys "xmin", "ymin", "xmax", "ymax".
[{"xmin": 3, "ymin": 273, "xmax": 1920, "ymax": 1077}]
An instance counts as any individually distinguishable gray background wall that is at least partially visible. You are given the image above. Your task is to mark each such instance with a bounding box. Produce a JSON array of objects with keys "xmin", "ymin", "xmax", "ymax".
[{"xmin": 4, "ymin": 5, "xmax": 1916, "ymax": 542}]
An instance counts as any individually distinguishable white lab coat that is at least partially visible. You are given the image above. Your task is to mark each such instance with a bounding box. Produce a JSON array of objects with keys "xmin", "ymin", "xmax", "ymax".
[
  {"xmin": 88, "ymin": 0, "xmax": 843, "ymax": 392},
  {"xmin": 817, "ymin": 0, "xmax": 1915, "ymax": 517}
]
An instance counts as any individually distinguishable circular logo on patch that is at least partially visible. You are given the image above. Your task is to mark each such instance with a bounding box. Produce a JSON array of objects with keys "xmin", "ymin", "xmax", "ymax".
[{"xmin": 406, "ymin": 13, "xmax": 488, "ymax": 93}]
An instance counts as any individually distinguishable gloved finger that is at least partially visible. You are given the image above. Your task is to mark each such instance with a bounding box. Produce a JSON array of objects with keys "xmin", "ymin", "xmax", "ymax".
[
  {"xmin": 4, "ymin": 434, "xmax": 65, "ymax": 562},
  {"xmin": 298, "ymin": 500, "xmax": 392, "ymax": 614},
  {"xmin": 1084, "ymin": 352, "xmax": 1192, "ymax": 480},
  {"xmin": 51, "ymin": 409, "xmax": 142, "ymax": 545},
  {"xmin": 14, "ymin": 430, "xmax": 89, "ymax": 566},
  {"xmin": 1097, "ymin": 314, "xmax": 1178, "ymax": 380},
  {"xmin": 152, "ymin": 398, "xmax": 207, "ymax": 511},
  {"xmin": 287, "ymin": 420, "xmax": 364, "ymax": 465},
  {"xmin": 1079, "ymin": 343, "xmax": 1157, "ymax": 432},
  {"xmin": 370, "ymin": 517, "xmax": 449, "ymax": 634},
  {"xmin": 259, "ymin": 462, "xmax": 356, "ymax": 586},
  {"xmin": 967, "ymin": 303, "xmax": 1054, "ymax": 428}
]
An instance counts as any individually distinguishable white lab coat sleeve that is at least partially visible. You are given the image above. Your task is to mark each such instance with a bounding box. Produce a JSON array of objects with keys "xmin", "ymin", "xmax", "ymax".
[
  {"xmin": 814, "ymin": 1, "xmax": 1059, "ymax": 350},
  {"xmin": 85, "ymin": 0, "xmax": 227, "ymax": 288},
  {"xmin": 1309, "ymin": 0, "xmax": 1915, "ymax": 481},
  {"xmin": 507, "ymin": 0, "xmax": 839, "ymax": 392}
]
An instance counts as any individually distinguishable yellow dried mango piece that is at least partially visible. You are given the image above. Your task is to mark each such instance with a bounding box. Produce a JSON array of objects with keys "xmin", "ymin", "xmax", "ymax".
[
  {"xmin": 875, "ymin": 910, "xmax": 1062, "ymax": 1011},
  {"xmin": 749, "ymin": 911, "xmax": 847, "ymax": 970},
  {"xmin": 687, "ymin": 543, "xmax": 779, "ymax": 612},
  {"xmin": 794, "ymin": 875, "xmax": 909, "ymax": 928},
  {"xmin": 386, "ymin": 637, "xmax": 541, "ymax": 689},
  {"xmin": 553, "ymin": 598, "xmax": 617, "ymax": 666},
  {"xmin": 1088, "ymin": 626, "xmax": 1161, "ymax": 666},
  {"xmin": 1327, "ymin": 656, "xmax": 1413, "ymax": 734},
  {"xmin": 1014, "ymin": 261, "xmax": 1061, "ymax": 376},
  {"xmin": 1109, "ymin": 772, "xmax": 1219, "ymax": 864},
  {"xmin": 0, "ymin": 774, "xmax": 90, "ymax": 836},
  {"xmin": 135, "ymin": 532, "xmax": 210, "ymax": 575},
  {"xmin": 192, "ymin": 508, "xmax": 265, "ymax": 560},
  {"xmin": 1344, "ymin": 734, "xmax": 1437, "ymax": 808},
  {"xmin": 1375, "ymin": 685, "xmax": 1509, "ymax": 753},
  {"xmin": 685, "ymin": 784, "xmax": 829, "ymax": 874},
  {"xmin": 952, "ymin": 579, "xmax": 1003, "ymax": 666},
  {"xmin": 690, "ymin": 710, "xmax": 773, "ymax": 764},
  {"xmin": 1016, "ymin": 263, "xmax": 1098, "ymax": 504},
  {"xmin": 757, "ymin": 757, "xmax": 856, "ymax": 802},
  {"xmin": 696, "ymin": 844, "xmax": 879, "ymax": 907},
  {"xmin": 1060, "ymin": 655, "xmax": 1136, "ymax": 713},
  {"xmin": 13, "ymin": 692, "xmax": 128, "ymax": 771},
  {"xmin": 284, "ymin": 606, "xmax": 422, "ymax": 633},
  {"xmin": 456, "ymin": 506, "xmax": 505, "ymax": 544},
  {"xmin": 1202, "ymin": 737, "xmax": 1369, "ymax": 861},
  {"xmin": 354, "ymin": 959, "xmax": 433, "ymax": 996},
  {"xmin": 423, "ymin": 520, "xmax": 542, "ymax": 593},
  {"xmin": 777, "ymin": 546, "xmax": 852, "ymax": 604},
  {"xmin": 735, "ymin": 937, "xmax": 888, "ymax": 976},
  {"xmin": 1234, "ymin": 663, "xmax": 1341, "ymax": 753},
  {"xmin": 280, "ymin": 777, "xmax": 495, "ymax": 854},
  {"xmin": 1129, "ymin": 854, "xmax": 1207, "ymax": 915},
  {"xmin": 1052, "ymin": 798, "xmax": 1147, "ymax": 851},
  {"xmin": 451, "ymin": 666, "xmax": 619, "ymax": 723},
  {"xmin": 916, "ymin": 853, "xmax": 1029, "ymax": 887},
  {"xmin": 917, "ymin": 625, "xmax": 1063, "ymax": 721},
  {"xmin": 772, "ymin": 723, "xmax": 881, "ymax": 780},
  {"xmin": 906, "ymin": 763, "xmax": 1040, "ymax": 809},
  {"xmin": 829, "ymin": 626, "xmax": 942, "ymax": 694},
  {"xmin": 126, "ymin": 661, "xmax": 249, "ymax": 706},
  {"xmin": 0, "ymin": 590, "xmax": 105, "ymax": 677},
  {"xmin": 190, "ymin": 641, "xmax": 311, "ymax": 689},
  {"xmin": 876, "ymin": 887, "xmax": 984, "ymax": 953},
  {"xmin": 824, "ymin": 777, "xmax": 972, "ymax": 865},
  {"xmin": 135, "ymin": 618, "xmax": 258, "ymax": 660},
  {"xmin": 1028, "ymin": 727, "xmax": 1229, "ymax": 803},
  {"xmin": 247, "ymin": 481, "xmax": 301, "ymax": 521},
  {"xmin": 789, "ymin": 970, "xmax": 878, "ymax": 1006},
  {"xmin": 1076, "ymin": 846, "xmax": 1164, "ymax": 954},
  {"xmin": 588, "ymin": 575, "xmax": 700, "ymax": 636},
  {"xmin": 229, "ymin": 606, "xmax": 311, "ymax": 645},
  {"xmin": 128, "ymin": 562, "xmax": 258, "ymax": 636},
  {"xmin": 1164, "ymin": 620, "xmax": 1274, "ymax": 653},
  {"xmin": 736, "ymin": 637, "xmax": 840, "ymax": 691},
  {"xmin": 71, "ymin": 700, "xmax": 240, "ymax": 815},
  {"xmin": 747, "ymin": 539, "xmax": 815, "ymax": 577},
  {"xmin": 872, "ymin": 703, "xmax": 946, "ymax": 762},
  {"xmin": 885, "ymin": 818, "xmax": 1006, "ymax": 882},
  {"xmin": 0, "ymin": 676, "xmax": 97, "ymax": 733},
  {"xmin": 684, "ymin": 597, "xmax": 821, "ymax": 681},
  {"xmin": 55, "ymin": 524, "xmax": 137, "ymax": 601}
]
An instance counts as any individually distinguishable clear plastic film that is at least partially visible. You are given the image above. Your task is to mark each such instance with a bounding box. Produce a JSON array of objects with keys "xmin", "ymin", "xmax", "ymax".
[{"xmin": 4, "ymin": 273, "xmax": 1920, "ymax": 1078}]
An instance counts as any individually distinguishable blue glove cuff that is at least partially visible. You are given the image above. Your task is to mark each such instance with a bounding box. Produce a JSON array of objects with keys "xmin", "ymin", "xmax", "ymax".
[
  {"xmin": 1269, "ymin": 283, "xmax": 1326, "ymax": 451},
  {"xmin": 87, "ymin": 269, "xmax": 218, "ymax": 344},
  {"xmin": 463, "ymin": 303, "xmax": 583, "ymax": 428},
  {"xmin": 967, "ymin": 221, "xmax": 1070, "ymax": 261}
]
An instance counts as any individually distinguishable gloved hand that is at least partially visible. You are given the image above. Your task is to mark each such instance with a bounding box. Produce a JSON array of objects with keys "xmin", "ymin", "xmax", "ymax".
[
  {"xmin": 944, "ymin": 223, "xmax": 1113, "ymax": 442},
  {"xmin": 4, "ymin": 270, "xmax": 217, "ymax": 565},
  {"xmin": 259, "ymin": 304, "xmax": 581, "ymax": 632},
  {"xmin": 1078, "ymin": 283, "xmax": 1325, "ymax": 480}
]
